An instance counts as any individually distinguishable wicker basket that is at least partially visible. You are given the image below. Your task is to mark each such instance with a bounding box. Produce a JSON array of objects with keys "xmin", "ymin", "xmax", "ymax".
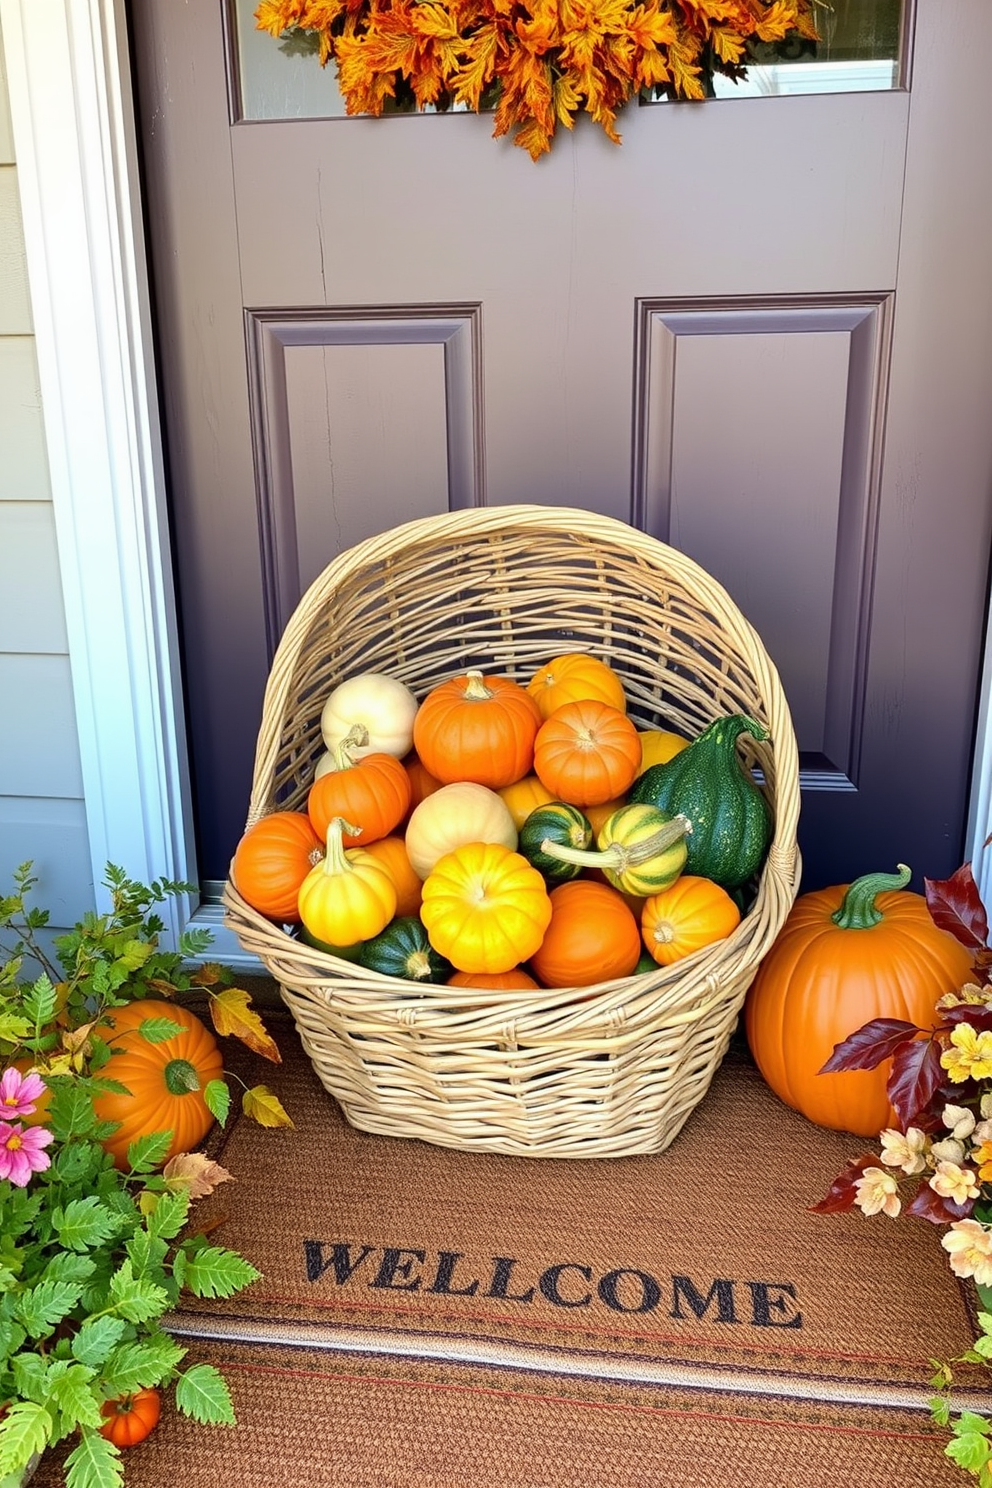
[{"xmin": 224, "ymin": 505, "xmax": 800, "ymax": 1158}]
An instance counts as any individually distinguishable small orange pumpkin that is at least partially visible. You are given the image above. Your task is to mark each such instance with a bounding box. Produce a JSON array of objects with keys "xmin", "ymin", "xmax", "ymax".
[
  {"xmin": 363, "ymin": 834, "xmax": 423, "ymax": 917},
  {"xmin": 403, "ymin": 752, "xmax": 443, "ymax": 816},
  {"xmin": 744, "ymin": 865, "xmax": 976, "ymax": 1136},
  {"xmin": 640, "ymin": 876, "xmax": 741, "ymax": 966},
  {"xmin": 413, "ymin": 671, "xmax": 541, "ymax": 789},
  {"xmin": 99, "ymin": 1387, "xmax": 162, "ymax": 1448},
  {"xmin": 533, "ymin": 700, "xmax": 640, "ymax": 807},
  {"xmin": 232, "ymin": 810, "xmax": 324, "ymax": 921},
  {"xmin": 92, "ymin": 1001, "xmax": 224, "ymax": 1168},
  {"xmin": 307, "ymin": 729, "xmax": 411, "ymax": 845},
  {"xmin": 527, "ymin": 653, "xmax": 627, "ymax": 720},
  {"xmin": 529, "ymin": 880, "xmax": 641, "ymax": 988},
  {"xmin": 447, "ymin": 968, "xmax": 540, "ymax": 989}
]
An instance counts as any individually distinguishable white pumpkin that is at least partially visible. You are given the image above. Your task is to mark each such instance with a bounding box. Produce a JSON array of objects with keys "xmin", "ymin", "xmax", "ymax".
[
  {"xmin": 320, "ymin": 672, "xmax": 418, "ymax": 759},
  {"xmin": 404, "ymin": 783, "xmax": 518, "ymax": 880}
]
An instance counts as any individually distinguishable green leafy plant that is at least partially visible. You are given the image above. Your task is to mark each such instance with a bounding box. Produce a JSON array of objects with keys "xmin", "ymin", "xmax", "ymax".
[{"xmin": 0, "ymin": 863, "xmax": 289, "ymax": 1488}]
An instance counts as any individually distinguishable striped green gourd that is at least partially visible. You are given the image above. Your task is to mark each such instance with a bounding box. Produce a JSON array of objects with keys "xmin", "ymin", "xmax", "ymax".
[
  {"xmin": 536, "ymin": 802, "xmax": 691, "ymax": 897},
  {"xmin": 518, "ymin": 802, "xmax": 593, "ymax": 885},
  {"xmin": 357, "ymin": 916, "xmax": 453, "ymax": 983}
]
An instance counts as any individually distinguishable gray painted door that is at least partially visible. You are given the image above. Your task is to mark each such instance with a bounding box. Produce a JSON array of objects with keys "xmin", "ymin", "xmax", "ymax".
[{"xmin": 130, "ymin": 2, "xmax": 992, "ymax": 893}]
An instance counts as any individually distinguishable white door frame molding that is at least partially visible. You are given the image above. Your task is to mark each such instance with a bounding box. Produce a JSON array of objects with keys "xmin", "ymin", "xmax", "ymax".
[{"xmin": 3, "ymin": 0, "xmax": 992, "ymax": 942}]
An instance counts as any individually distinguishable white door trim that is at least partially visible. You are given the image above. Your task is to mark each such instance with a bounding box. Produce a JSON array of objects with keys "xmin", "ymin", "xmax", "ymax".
[
  {"xmin": 2, "ymin": 0, "xmax": 991, "ymax": 941},
  {"xmin": 0, "ymin": 0, "xmax": 256, "ymax": 962}
]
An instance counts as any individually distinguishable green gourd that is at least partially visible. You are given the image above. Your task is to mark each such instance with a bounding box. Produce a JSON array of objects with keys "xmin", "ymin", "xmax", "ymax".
[
  {"xmin": 357, "ymin": 916, "xmax": 454, "ymax": 983},
  {"xmin": 629, "ymin": 714, "xmax": 770, "ymax": 888},
  {"xmin": 518, "ymin": 802, "xmax": 593, "ymax": 885}
]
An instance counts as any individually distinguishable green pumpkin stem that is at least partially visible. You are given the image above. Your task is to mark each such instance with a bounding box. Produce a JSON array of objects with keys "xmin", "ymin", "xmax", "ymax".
[
  {"xmin": 831, "ymin": 864, "xmax": 912, "ymax": 930},
  {"xmin": 541, "ymin": 814, "xmax": 691, "ymax": 874},
  {"xmin": 322, "ymin": 817, "xmax": 363, "ymax": 875}
]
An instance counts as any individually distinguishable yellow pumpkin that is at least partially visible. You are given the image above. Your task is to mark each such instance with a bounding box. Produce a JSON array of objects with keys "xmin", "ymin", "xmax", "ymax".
[
  {"xmin": 498, "ymin": 774, "xmax": 556, "ymax": 830},
  {"xmin": 298, "ymin": 818, "xmax": 398, "ymax": 946},
  {"xmin": 420, "ymin": 842, "xmax": 552, "ymax": 974},
  {"xmin": 635, "ymin": 729, "xmax": 689, "ymax": 777}
]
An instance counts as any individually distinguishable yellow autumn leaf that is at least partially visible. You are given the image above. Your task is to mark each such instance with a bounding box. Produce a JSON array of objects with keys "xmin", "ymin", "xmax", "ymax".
[
  {"xmin": 450, "ymin": 23, "xmax": 499, "ymax": 110},
  {"xmin": 242, "ymin": 1084, "xmax": 295, "ymax": 1129},
  {"xmin": 208, "ymin": 987, "xmax": 282, "ymax": 1064}
]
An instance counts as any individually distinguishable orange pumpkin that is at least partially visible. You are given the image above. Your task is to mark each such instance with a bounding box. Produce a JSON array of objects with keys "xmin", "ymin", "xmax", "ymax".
[
  {"xmin": 307, "ymin": 738, "xmax": 411, "ymax": 845},
  {"xmin": 232, "ymin": 810, "xmax": 324, "ymax": 921},
  {"xmin": 99, "ymin": 1387, "xmax": 162, "ymax": 1448},
  {"xmin": 640, "ymin": 876, "xmax": 741, "ymax": 966},
  {"xmin": 447, "ymin": 968, "xmax": 540, "ymax": 989},
  {"xmin": 363, "ymin": 834, "xmax": 423, "ymax": 917},
  {"xmin": 533, "ymin": 700, "xmax": 640, "ymax": 807},
  {"xmin": 403, "ymin": 752, "xmax": 443, "ymax": 815},
  {"xmin": 527, "ymin": 653, "xmax": 627, "ymax": 720},
  {"xmin": 92, "ymin": 1001, "xmax": 224, "ymax": 1168},
  {"xmin": 413, "ymin": 671, "xmax": 541, "ymax": 789},
  {"xmin": 744, "ymin": 866, "xmax": 976, "ymax": 1136},
  {"xmin": 530, "ymin": 880, "xmax": 641, "ymax": 988}
]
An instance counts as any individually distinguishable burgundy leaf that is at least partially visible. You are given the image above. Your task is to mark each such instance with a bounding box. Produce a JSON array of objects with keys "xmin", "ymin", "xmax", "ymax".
[
  {"xmin": 924, "ymin": 863, "xmax": 989, "ymax": 951},
  {"xmin": 904, "ymin": 1182, "xmax": 974, "ymax": 1226},
  {"xmin": 887, "ymin": 1037, "xmax": 945, "ymax": 1128},
  {"xmin": 819, "ymin": 1019, "xmax": 921, "ymax": 1075},
  {"xmin": 938, "ymin": 1004, "xmax": 992, "ymax": 1033},
  {"xmin": 809, "ymin": 1154, "xmax": 877, "ymax": 1214}
]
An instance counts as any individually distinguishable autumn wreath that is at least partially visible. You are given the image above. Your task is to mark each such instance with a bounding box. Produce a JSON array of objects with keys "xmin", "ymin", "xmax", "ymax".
[{"xmin": 255, "ymin": 1, "xmax": 820, "ymax": 159}]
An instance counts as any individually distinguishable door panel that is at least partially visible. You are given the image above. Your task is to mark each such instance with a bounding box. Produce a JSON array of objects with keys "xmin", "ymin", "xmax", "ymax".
[{"xmin": 130, "ymin": 2, "xmax": 992, "ymax": 892}]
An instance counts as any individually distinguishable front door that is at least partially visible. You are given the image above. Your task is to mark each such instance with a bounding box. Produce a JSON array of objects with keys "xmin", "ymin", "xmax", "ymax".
[{"xmin": 129, "ymin": 1, "xmax": 992, "ymax": 895}]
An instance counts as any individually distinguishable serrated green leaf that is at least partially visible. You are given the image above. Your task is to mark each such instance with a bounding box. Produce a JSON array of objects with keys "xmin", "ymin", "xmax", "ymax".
[
  {"xmin": 955, "ymin": 1411, "xmax": 992, "ymax": 1438},
  {"xmin": 0, "ymin": 1400, "xmax": 52, "ymax": 1475},
  {"xmin": 10, "ymin": 1352, "xmax": 49, "ymax": 1404},
  {"xmin": 54, "ymin": 1196, "xmax": 124, "ymax": 1253},
  {"xmin": 125, "ymin": 1228, "xmax": 169, "ymax": 1279},
  {"xmin": 49, "ymin": 1083, "xmax": 97, "ymax": 1140},
  {"xmin": 63, "ymin": 1429, "xmax": 124, "ymax": 1488},
  {"xmin": 107, "ymin": 1259, "xmax": 169, "ymax": 1323},
  {"xmin": 14, "ymin": 1278, "xmax": 84, "ymax": 1339},
  {"xmin": 70, "ymin": 1315, "xmax": 128, "ymax": 1368},
  {"xmin": 947, "ymin": 1429, "xmax": 992, "ymax": 1473},
  {"xmin": 100, "ymin": 1335, "xmax": 186, "ymax": 1394},
  {"xmin": 43, "ymin": 1252, "xmax": 97, "ymax": 1288},
  {"xmin": 20, "ymin": 974, "xmax": 58, "ymax": 1026},
  {"xmin": 145, "ymin": 1188, "xmax": 190, "ymax": 1242},
  {"xmin": 931, "ymin": 1395, "xmax": 952, "ymax": 1426},
  {"xmin": 48, "ymin": 1364, "xmax": 103, "ymax": 1431},
  {"xmin": 0, "ymin": 1012, "xmax": 32, "ymax": 1044},
  {"xmin": 133, "ymin": 1016, "xmax": 184, "ymax": 1044},
  {"xmin": 0, "ymin": 1314, "xmax": 27, "ymax": 1358},
  {"xmin": 175, "ymin": 1362, "xmax": 236, "ymax": 1425},
  {"xmin": 179, "ymin": 1245, "xmax": 261, "ymax": 1300},
  {"xmin": 203, "ymin": 1078, "xmax": 231, "ymax": 1127},
  {"xmin": 125, "ymin": 1130, "xmax": 173, "ymax": 1173}
]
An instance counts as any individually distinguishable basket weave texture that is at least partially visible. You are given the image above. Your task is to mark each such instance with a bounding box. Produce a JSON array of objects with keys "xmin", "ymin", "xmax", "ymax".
[{"xmin": 224, "ymin": 505, "xmax": 801, "ymax": 1158}]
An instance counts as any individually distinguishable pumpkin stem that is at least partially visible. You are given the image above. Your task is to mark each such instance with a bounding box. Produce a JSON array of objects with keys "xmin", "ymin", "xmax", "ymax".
[
  {"xmin": 163, "ymin": 1057, "xmax": 201, "ymax": 1096},
  {"xmin": 462, "ymin": 670, "xmax": 494, "ymax": 701},
  {"xmin": 322, "ymin": 817, "xmax": 363, "ymax": 875},
  {"xmin": 540, "ymin": 814, "xmax": 691, "ymax": 873},
  {"xmin": 330, "ymin": 725, "xmax": 369, "ymax": 772},
  {"xmin": 831, "ymin": 864, "xmax": 912, "ymax": 930}
]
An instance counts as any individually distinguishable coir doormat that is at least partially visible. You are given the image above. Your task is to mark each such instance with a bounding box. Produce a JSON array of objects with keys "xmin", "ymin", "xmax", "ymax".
[{"xmin": 167, "ymin": 1011, "xmax": 987, "ymax": 1422}]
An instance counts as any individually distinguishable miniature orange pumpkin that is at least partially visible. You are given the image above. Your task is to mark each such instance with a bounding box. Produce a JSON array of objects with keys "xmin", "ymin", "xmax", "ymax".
[
  {"xmin": 533, "ymin": 699, "xmax": 640, "ymax": 807},
  {"xmin": 232, "ymin": 810, "xmax": 324, "ymax": 921},
  {"xmin": 413, "ymin": 671, "xmax": 541, "ymax": 789},
  {"xmin": 640, "ymin": 876, "xmax": 741, "ymax": 966},
  {"xmin": 527, "ymin": 653, "xmax": 627, "ymax": 719},
  {"xmin": 529, "ymin": 880, "xmax": 641, "ymax": 987},
  {"xmin": 307, "ymin": 729, "xmax": 411, "ymax": 845}
]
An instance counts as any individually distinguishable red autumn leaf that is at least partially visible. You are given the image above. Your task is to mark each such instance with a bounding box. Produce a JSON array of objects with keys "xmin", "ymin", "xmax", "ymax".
[
  {"xmin": 904, "ymin": 1182, "xmax": 974, "ymax": 1225},
  {"xmin": 819, "ymin": 1018, "xmax": 921, "ymax": 1074},
  {"xmin": 887, "ymin": 1036, "xmax": 946, "ymax": 1128},
  {"xmin": 808, "ymin": 1154, "xmax": 876, "ymax": 1215},
  {"xmin": 924, "ymin": 863, "xmax": 989, "ymax": 951},
  {"xmin": 938, "ymin": 1003, "xmax": 992, "ymax": 1033}
]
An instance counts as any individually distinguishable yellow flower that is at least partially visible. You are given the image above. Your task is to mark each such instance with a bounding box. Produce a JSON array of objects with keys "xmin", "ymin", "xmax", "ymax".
[
  {"xmin": 943, "ymin": 1219, "xmax": 992, "ymax": 1286},
  {"xmin": 976, "ymin": 1140, "xmax": 992, "ymax": 1184},
  {"xmin": 941, "ymin": 1023, "xmax": 992, "ymax": 1083}
]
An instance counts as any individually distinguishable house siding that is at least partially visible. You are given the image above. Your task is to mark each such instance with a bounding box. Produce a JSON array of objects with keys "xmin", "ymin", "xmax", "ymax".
[{"xmin": 0, "ymin": 17, "xmax": 93, "ymax": 932}]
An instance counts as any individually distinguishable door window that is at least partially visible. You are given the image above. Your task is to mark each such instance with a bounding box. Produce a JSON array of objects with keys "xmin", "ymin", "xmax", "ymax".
[{"xmin": 231, "ymin": 0, "xmax": 907, "ymax": 122}]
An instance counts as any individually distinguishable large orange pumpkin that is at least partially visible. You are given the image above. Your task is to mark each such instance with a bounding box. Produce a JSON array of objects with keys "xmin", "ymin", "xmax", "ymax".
[
  {"xmin": 413, "ymin": 671, "xmax": 541, "ymax": 789},
  {"xmin": 533, "ymin": 700, "xmax": 640, "ymax": 807},
  {"xmin": 92, "ymin": 1000, "xmax": 224, "ymax": 1168},
  {"xmin": 530, "ymin": 880, "xmax": 641, "ymax": 988},
  {"xmin": 744, "ymin": 866, "xmax": 976, "ymax": 1136},
  {"xmin": 232, "ymin": 810, "xmax": 324, "ymax": 921}
]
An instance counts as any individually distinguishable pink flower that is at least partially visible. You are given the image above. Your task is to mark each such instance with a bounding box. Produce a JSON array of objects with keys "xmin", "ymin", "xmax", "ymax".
[
  {"xmin": 0, "ymin": 1066, "xmax": 47, "ymax": 1120},
  {"xmin": 0, "ymin": 1121, "xmax": 53, "ymax": 1186}
]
